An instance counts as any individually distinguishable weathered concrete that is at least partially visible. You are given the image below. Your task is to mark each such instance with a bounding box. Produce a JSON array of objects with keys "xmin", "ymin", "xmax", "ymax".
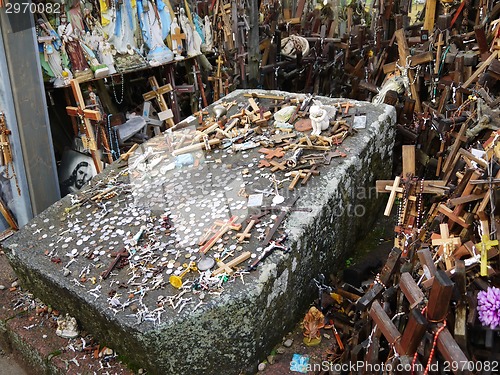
[{"xmin": 2, "ymin": 90, "xmax": 396, "ymax": 375}]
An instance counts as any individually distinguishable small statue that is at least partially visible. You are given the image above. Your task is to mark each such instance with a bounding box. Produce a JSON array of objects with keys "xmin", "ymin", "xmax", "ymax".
[
  {"xmin": 309, "ymin": 100, "xmax": 331, "ymax": 136},
  {"xmin": 56, "ymin": 313, "xmax": 79, "ymax": 339},
  {"xmin": 202, "ymin": 15, "xmax": 214, "ymax": 53},
  {"xmin": 179, "ymin": 8, "xmax": 202, "ymax": 57},
  {"xmin": 58, "ymin": 13, "xmax": 92, "ymax": 77},
  {"xmin": 302, "ymin": 306, "xmax": 324, "ymax": 346}
]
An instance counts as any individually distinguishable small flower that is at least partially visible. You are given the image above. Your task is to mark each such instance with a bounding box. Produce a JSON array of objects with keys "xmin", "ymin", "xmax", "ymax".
[{"xmin": 477, "ymin": 287, "xmax": 500, "ymax": 329}]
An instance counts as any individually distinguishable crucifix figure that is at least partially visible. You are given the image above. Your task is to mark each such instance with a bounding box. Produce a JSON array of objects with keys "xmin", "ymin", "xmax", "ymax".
[
  {"xmin": 65, "ymin": 79, "xmax": 103, "ymax": 173},
  {"xmin": 476, "ymin": 216, "xmax": 498, "ymax": 276},
  {"xmin": 142, "ymin": 76, "xmax": 175, "ymax": 128},
  {"xmin": 432, "ymin": 223, "xmax": 462, "ymax": 269}
]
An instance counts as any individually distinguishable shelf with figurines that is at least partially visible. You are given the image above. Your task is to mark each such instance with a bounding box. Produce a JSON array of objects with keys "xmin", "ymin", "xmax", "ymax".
[{"xmin": 35, "ymin": 0, "xmax": 213, "ymax": 89}]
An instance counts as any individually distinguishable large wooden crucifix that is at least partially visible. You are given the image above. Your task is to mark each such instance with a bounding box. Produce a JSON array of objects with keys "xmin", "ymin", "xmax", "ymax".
[
  {"xmin": 142, "ymin": 76, "xmax": 175, "ymax": 128},
  {"xmin": 376, "ymin": 145, "xmax": 446, "ymax": 216},
  {"xmin": 65, "ymin": 79, "xmax": 104, "ymax": 173}
]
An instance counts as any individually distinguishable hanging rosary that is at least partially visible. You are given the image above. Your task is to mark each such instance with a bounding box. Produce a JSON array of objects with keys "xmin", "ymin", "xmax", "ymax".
[
  {"xmin": 111, "ymin": 72, "xmax": 125, "ymax": 104},
  {"xmin": 0, "ymin": 112, "xmax": 20, "ymax": 195}
]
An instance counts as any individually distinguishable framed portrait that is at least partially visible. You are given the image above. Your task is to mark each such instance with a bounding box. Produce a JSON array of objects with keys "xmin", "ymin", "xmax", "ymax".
[{"xmin": 58, "ymin": 149, "xmax": 96, "ymax": 197}]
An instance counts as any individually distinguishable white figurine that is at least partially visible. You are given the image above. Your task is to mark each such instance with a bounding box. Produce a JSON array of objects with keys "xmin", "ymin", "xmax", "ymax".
[
  {"xmin": 56, "ymin": 313, "xmax": 79, "ymax": 339},
  {"xmin": 179, "ymin": 8, "xmax": 202, "ymax": 57},
  {"xmin": 309, "ymin": 100, "xmax": 331, "ymax": 136},
  {"xmin": 140, "ymin": 0, "xmax": 173, "ymax": 65},
  {"xmin": 202, "ymin": 15, "xmax": 214, "ymax": 53}
]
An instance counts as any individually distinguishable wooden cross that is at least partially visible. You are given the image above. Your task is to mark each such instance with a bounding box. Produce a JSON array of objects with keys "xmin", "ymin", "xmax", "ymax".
[
  {"xmin": 394, "ymin": 29, "xmax": 422, "ymax": 113},
  {"xmin": 269, "ymin": 160, "xmax": 287, "ymax": 172},
  {"xmin": 340, "ymin": 102, "xmax": 355, "ymax": 115},
  {"xmin": 324, "ymin": 150, "xmax": 347, "ymax": 165},
  {"xmin": 377, "ymin": 145, "xmax": 445, "ymax": 216},
  {"xmin": 433, "ymin": 31, "xmax": 445, "ymax": 75},
  {"xmin": 236, "ymin": 219, "xmax": 257, "ymax": 243},
  {"xmin": 438, "ymin": 169, "xmax": 481, "ymax": 230},
  {"xmin": 199, "ymin": 216, "xmax": 242, "ymax": 254},
  {"xmin": 171, "ymin": 26, "xmax": 186, "ymax": 55},
  {"xmin": 258, "ymin": 147, "xmax": 285, "ymax": 160},
  {"xmin": 271, "ymin": 132, "xmax": 296, "ymax": 144},
  {"xmin": 101, "ymin": 249, "xmax": 129, "ymax": 279},
  {"xmin": 65, "ymin": 79, "xmax": 103, "ymax": 173},
  {"xmin": 383, "ymin": 176, "xmax": 402, "ymax": 216},
  {"xmin": 288, "ymin": 167, "xmax": 320, "ymax": 190},
  {"xmin": 301, "ymin": 164, "xmax": 319, "ymax": 185},
  {"xmin": 431, "ymin": 223, "xmax": 462, "ymax": 269},
  {"xmin": 212, "ymin": 251, "xmax": 251, "ymax": 276},
  {"xmin": 142, "ymin": 76, "xmax": 175, "ymax": 128},
  {"xmin": 477, "ymin": 217, "xmax": 498, "ymax": 276}
]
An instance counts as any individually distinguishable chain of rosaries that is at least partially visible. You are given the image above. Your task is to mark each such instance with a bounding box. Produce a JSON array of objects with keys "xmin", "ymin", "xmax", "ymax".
[{"xmin": 0, "ymin": 112, "xmax": 20, "ymax": 195}]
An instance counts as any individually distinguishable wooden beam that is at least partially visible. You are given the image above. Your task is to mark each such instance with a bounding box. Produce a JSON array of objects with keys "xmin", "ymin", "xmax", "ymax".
[
  {"xmin": 423, "ymin": 0, "xmax": 437, "ymax": 31},
  {"xmin": 461, "ymin": 50, "xmax": 499, "ymax": 89},
  {"xmin": 427, "ymin": 270, "xmax": 454, "ymax": 322}
]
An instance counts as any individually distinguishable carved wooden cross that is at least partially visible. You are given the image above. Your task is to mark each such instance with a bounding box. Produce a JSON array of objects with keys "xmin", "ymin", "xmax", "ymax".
[
  {"xmin": 258, "ymin": 147, "xmax": 285, "ymax": 160},
  {"xmin": 236, "ymin": 219, "xmax": 257, "ymax": 243},
  {"xmin": 199, "ymin": 216, "xmax": 242, "ymax": 254},
  {"xmin": 340, "ymin": 102, "xmax": 355, "ymax": 115},
  {"xmin": 171, "ymin": 25, "xmax": 186, "ymax": 55},
  {"xmin": 212, "ymin": 251, "xmax": 251, "ymax": 276},
  {"xmin": 142, "ymin": 76, "xmax": 175, "ymax": 128},
  {"xmin": 65, "ymin": 79, "xmax": 103, "ymax": 173},
  {"xmin": 431, "ymin": 223, "xmax": 462, "ymax": 269}
]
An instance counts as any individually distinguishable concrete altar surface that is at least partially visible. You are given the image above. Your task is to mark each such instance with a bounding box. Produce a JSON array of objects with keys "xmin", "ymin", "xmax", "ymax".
[{"xmin": 2, "ymin": 90, "xmax": 396, "ymax": 374}]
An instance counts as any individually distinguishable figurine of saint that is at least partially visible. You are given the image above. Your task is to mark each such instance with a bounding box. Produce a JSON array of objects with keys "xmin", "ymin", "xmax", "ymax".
[
  {"xmin": 69, "ymin": 0, "xmax": 86, "ymax": 35},
  {"xmin": 178, "ymin": 8, "xmax": 202, "ymax": 57},
  {"xmin": 58, "ymin": 13, "xmax": 91, "ymax": 75},
  {"xmin": 109, "ymin": 0, "xmax": 137, "ymax": 54},
  {"xmin": 99, "ymin": 41, "xmax": 117, "ymax": 74},
  {"xmin": 36, "ymin": 18, "xmax": 73, "ymax": 87},
  {"xmin": 138, "ymin": 0, "xmax": 173, "ymax": 65},
  {"xmin": 202, "ymin": 15, "xmax": 214, "ymax": 53}
]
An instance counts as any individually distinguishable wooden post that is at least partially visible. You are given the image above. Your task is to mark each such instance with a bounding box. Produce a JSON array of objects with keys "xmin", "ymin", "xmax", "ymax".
[
  {"xmin": 426, "ymin": 270, "xmax": 454, "ymax": 322},
  {"xmin": 400, "ymin": 309, "xmax": 427, "ymax": 355},
  {"xmin": 423, "ymin": 0, "xmax": 437, "ymax": 31},
  {"xmin": 369, "ymin": 301, "xmax": 404, "ymax": 354},
  {"xmin": 400, "ymin": 272, "xmax": 425, "ymax": 309}
]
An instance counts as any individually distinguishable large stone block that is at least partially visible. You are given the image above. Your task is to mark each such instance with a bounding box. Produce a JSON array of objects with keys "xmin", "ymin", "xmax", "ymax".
[{"xmin": 2, "ymin": 90, "xmax": 396, "ymax": 374}]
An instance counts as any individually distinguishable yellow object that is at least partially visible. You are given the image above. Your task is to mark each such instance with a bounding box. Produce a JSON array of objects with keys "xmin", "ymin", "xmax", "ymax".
[
  {"xmin": 169, "ymin": 262, "xmax": 197, "ymax": 289},
  {"xmin": 99, "ymin": 0, "xmax": 110, "ymax": 26},
  {"xmin": 330, "ymin": 292, "xmax": 343, "ymax": 304}
]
